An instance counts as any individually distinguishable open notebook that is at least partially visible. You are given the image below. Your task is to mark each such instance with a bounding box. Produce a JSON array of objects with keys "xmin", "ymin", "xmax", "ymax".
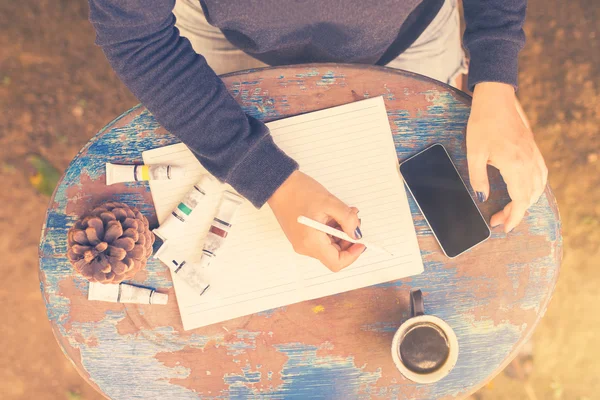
[{"xmin": 143, "ymin": 96, "xmax": 423, "ymax": 330}]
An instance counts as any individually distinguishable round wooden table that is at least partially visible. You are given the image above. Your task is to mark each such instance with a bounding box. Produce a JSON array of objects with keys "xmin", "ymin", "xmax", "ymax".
[{"xmin": 39, "ymin": 64, "xmax": 562, "ymax": 399}]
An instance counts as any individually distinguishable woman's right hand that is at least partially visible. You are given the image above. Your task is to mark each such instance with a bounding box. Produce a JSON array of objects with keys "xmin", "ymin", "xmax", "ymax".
[{"xmin": 267, "ymin": 171, "xmax": 365, "ymax": 272}]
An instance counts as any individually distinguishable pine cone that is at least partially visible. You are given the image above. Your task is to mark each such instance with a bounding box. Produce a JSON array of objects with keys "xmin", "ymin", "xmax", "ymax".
[{"xmin": 66, "ymin": 201, "xmax": 154, "ymax": 283}]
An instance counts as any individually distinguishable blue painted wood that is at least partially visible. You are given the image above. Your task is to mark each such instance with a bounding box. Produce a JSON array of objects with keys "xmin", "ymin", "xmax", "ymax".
[{"xmin": 39, "ymin": 64, "xmax": 561, "ymax": 400}]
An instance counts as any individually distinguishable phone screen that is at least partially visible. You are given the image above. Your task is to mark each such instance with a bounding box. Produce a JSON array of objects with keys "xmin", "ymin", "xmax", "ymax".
[{"xmin": 400, "ymin": 144, "xmax": 490, "ymax": 258}]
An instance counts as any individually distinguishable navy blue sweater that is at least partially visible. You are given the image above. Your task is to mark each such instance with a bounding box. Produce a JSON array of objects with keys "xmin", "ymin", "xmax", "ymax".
[{"xmin": 89, "ymin": 0, "xmax": 526, "ymax": 207}]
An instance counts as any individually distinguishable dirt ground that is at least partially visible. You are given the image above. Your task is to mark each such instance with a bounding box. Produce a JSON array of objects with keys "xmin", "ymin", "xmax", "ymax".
[{"xmin": 0, "ymin": 0, "xmax": 598, "ymax": 399}]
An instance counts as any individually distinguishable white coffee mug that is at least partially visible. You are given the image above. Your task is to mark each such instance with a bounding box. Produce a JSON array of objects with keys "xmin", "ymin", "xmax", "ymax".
[{"xmin": 391, "ymin": 289, "xmax": 459, "ymax": 383}]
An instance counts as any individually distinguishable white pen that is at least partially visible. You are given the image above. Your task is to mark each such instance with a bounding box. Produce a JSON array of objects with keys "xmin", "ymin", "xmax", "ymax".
[{"xmin": 297, "ymin": 216, "xmax": 393, "ymax": 255}]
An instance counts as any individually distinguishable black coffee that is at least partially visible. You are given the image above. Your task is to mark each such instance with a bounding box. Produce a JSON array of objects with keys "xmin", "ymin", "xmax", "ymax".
[{"xmin": 399, "ymin": 323, "xmax": 450, "ymax": 374}]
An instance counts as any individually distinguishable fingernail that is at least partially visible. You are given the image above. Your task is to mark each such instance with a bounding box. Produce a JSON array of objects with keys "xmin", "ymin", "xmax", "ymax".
[
  {"xmin": 476, "ymin": 191, "xmax": 486, "ymax": 202},
  {"xmin": 354, "ymin": 227, "xmax": 362, "ymax": 239},
  {"xmin": 362, "ymin": 247, "xmax": 367, "ymax": 254}
]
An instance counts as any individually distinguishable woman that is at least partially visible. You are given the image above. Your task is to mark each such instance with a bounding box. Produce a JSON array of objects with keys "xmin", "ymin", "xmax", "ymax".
[{"xmin": 88, "ymin": 0, "xmax": 547, "ymax": 271}]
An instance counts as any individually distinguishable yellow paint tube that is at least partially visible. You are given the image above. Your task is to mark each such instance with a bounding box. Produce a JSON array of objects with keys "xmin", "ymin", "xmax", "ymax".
[{"xmin": 105, "ymin": 163, "xmax": 186, "ymax": 185}]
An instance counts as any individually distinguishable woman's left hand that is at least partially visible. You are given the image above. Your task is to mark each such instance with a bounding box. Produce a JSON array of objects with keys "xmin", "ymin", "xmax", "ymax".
[{"xmin": 466, "ymin": 82, "xmax": 548, "ymax": 233}]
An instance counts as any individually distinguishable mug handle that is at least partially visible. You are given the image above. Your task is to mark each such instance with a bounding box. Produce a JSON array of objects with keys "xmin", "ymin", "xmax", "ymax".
[{"xmin": 410, "ymin": 289, "xmax": 424, "ymax": 317}]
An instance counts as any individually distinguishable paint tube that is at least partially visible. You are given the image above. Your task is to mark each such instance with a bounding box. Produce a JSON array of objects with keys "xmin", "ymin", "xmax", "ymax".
[
  {"xmin": 152, "ymin": 174, "xmax": 217, "ymax": 241},
  {"xmin": 88, "ymin": 281, "xmax": 168, "ymax": 305},
  {"xmin": 154, "ymin": 241, "xmax": 211, "ymax": 296},
  {"xmin": 105, "ymin": 163, "xmax": 186, "ymax": 185},
  {"xmin": 197, "ymin": 191, "xmax": 244, "ymax": 269},
  {"xmin": 154, "ymin": 191, "xmax": 244, "ymax": 296}
]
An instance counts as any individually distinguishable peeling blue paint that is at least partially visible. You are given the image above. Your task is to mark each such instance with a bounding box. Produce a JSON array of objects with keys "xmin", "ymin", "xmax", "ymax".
[
  {"xmin": 361, "ymin": 321, "xmax": 398, "ymax": 333},
  {"xmin": 257, "ymin": 307, "xmax": 285, "ymax": 318},
  {"xmin": 294, "ymin": 69, "xmax": 319, "ymax": 78},
  {"xmin": 261, "ymin": 343, "xmax": 381, "ymax": 400},
  {"xmin": 316, "ymin": 70, "xmax": 345, "ymax": 86}
]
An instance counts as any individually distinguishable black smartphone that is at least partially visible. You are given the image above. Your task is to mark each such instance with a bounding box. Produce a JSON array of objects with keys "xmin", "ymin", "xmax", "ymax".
[{"xmin": 399, "ymin": 143, "xmax": 490, "ymax": 258}]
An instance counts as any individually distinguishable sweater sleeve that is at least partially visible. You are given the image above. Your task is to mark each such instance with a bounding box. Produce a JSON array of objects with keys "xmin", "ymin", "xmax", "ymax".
[
  {"xmin": 462, "ymin": 0, "xmax": 527, "ymax": 91},
  {"xmin": 88, "ymin": 0, "xmax": 298, "ymax": 207}
]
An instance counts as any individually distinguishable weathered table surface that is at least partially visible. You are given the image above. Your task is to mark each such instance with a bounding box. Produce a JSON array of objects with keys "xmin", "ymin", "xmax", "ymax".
[{"xmin": 39, "ymin": 64, "xmax": 562, "ymax": 399}]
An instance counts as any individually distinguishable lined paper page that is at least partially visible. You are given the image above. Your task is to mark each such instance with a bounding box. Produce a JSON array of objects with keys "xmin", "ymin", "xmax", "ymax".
[{"xmin": 143, "ymin": 97, "xmax": 423, "ymax": 330}]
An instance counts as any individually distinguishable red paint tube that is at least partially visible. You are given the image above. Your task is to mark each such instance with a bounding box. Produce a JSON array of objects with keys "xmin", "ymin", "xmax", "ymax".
[{"xmin": 198, "ymin": 191, "xmax": 244, "ymax": 268}]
